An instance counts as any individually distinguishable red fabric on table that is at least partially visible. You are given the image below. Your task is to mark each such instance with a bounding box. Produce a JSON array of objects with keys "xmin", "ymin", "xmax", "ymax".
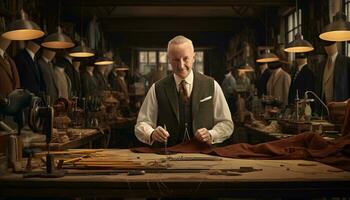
[{"xmin": 131, "ymin": 132, "xmax": 350, "ymax": 171}]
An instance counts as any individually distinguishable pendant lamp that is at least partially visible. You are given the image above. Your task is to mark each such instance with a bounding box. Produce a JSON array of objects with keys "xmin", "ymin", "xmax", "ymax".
[
  {"xmin": 69, "ymin": 1, "xmax": 94, "ymax": 57},
  {"xmin": 94, "ymin": 57, "xmax": 114, "ymax": 65},
  {"xmin": 2, "ymin": 9, "xmax": 44, "ymax": 40},
  {"xmin": 41, "ymin": 0, "xmax": 74, "ymax": 49},
  {"xmin": 69, "ymin": 40, "xmax": 94, "ymax": 57},
  {"xmin": 256, "ymin": 7, "xmax": 279, "ymax": 63},
  {"xmin": 41, "ymin": 26, "xmax": 75, "ymax": 49},
  {"xmin": 284, "ymin": 0, "xmax": 314, "ymax": 53},
  {"xmin": 284, "ymin": 32, "xmax": 314, "ymax": 53},
  {"xmin": 256, "ymin": 49, "xmax": 279, "ymax": 63},
  {"xmin": 319, "ymin": 11, "xmax": 350, "ymax": 42},
  {"xmin": 238, "ymin": 63, "xmax": 254, "ymax": 73}
]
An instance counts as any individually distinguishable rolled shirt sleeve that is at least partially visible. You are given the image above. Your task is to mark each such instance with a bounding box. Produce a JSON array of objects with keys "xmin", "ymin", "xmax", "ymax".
[
  {"xmin": 208, "ymin": 81, "xmax": 234, "ymax": 144},
  {"xmin": 135, "ymin": 84, "xmax": 158, "ymax": 145}
]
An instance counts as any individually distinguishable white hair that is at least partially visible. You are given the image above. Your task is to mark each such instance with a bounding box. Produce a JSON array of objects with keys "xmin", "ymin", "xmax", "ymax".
[{"xmin": 167, "ymin": 35, "xmax": 194, "ymax": 52}]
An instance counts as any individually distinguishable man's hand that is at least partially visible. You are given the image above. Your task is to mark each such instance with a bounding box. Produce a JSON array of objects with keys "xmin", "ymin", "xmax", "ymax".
[
  {"xmin": 151, "ymin": 126, "xmax": 169, "ymax": 143},
  {"xmin": 195, "ymin": 128, "xmax": 212, "ymax": 144}
]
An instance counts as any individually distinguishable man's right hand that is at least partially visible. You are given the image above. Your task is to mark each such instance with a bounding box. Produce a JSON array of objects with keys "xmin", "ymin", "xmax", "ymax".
[{"xmin": 151, "ymin": 126, "xmax": 169, "ymax": 142}]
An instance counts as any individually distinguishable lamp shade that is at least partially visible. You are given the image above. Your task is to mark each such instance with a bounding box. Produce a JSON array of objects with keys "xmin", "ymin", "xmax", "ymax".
[
  {"xmin": 41, "ymin": 26, "xmax": 75, "ymax": 49},
  {"xmin": 2, "ymin": 9, "xmax": 44, "ymax": 40},
  {"xmin": 256, "ymin": 49, "xmax": 279, "ymax": 63},
  {"xmin": 238, "ymin": 63, "xmax": 254, "ymax": 73},
  {"xmin": 319, "ymin": 12, "xmax": 350, "ymax": 42},
  {"xmin": 284, "ymin": 32, "xmax": 314, "ymax": 53},
  {"xmin": 69, "ymin": 40, "xmax": 94, "ymax": 58},
  {"xmin": 94, "ymin": 57, "xmax": 114, "ymax": 65}
]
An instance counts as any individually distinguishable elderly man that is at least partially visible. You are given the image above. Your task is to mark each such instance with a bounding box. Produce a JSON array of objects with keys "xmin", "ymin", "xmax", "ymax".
[{"xmin": 135, "ymin": 35, "xmax": 233, "ymax": 147}]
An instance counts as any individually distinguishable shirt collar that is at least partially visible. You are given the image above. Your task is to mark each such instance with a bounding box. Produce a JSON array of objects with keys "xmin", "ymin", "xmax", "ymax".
[
  {"xmin": 25, "ymin": 48, "xmax": 35, "ymax": 61},
  {"xmin": 64, "ymin": 55, "xmax": 73, "ymax": 64},
  {"xmin": 329, "ymin": 52, "xmax": 338, "ymax": 62},
  {"xmin": 173, "ymin": 69, "xmax": 193, "ymax": 87},
  {"xmin": 0, "ymin": 49, "xmax": 4, "ymax": 58},
  {"xmin": 42, "ymin": 56, "xmax": 49, "ymax": 63},
  {"xmin": 297, "ymin": 63, "xmax": 307, "ymax": 71}
]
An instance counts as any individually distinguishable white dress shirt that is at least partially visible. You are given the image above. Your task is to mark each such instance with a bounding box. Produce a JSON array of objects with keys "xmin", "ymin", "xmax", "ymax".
[
  {"xmin": 0, "ymin": 48, "xmax": 4, "ymax": 58},
  {"xmin": 135, "ymin": 69, "xmax": 234, "ymax": 145}
]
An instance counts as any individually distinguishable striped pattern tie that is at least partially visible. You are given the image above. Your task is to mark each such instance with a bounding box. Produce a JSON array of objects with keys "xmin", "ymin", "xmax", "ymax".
[{"xmin": 179, "ymin": 80, "xmax": 189, "ymax": 104}]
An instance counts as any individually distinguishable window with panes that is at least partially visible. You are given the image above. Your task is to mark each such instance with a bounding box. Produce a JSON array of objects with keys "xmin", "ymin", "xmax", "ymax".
[{"xmin": 138, "ymin": 50, "xmax": 204, "ymax": 75}]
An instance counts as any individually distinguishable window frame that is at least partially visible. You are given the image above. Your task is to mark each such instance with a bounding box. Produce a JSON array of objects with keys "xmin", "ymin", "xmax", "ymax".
[
  {"xmin": 137, "ymin": 49, "xmax": 204, "ymax": 75},
  {"xmin": 345, "ymin": 0, "xmax": 350, "ymax": 56}
]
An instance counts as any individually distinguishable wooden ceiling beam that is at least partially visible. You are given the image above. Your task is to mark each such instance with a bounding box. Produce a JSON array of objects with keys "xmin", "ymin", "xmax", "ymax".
[
  {"xmin": 62, "ymin": 0, "xmax": 294, "ymax": 7},
  {"xmin": 101, "ymin": 17, "xmax": 250, "ymax": 32}
]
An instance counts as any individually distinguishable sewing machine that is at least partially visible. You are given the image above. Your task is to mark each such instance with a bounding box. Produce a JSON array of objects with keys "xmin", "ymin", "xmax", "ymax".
[{"xmin": 0, "ymin": 89, "xmax": 64, "ymax": 177}]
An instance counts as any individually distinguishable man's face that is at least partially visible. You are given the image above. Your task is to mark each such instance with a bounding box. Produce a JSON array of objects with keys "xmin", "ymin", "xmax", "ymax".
[{"xmin": 168, "ymin": 42, "xmax": 195, "ymax": 79}]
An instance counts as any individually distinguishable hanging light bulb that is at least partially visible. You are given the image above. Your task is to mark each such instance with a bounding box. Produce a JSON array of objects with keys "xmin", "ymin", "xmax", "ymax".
[
  {"xmin": 2, "ymin": 9, "xmax": 44, "ymax": 40},
  {"xmin": 284, "ymin": 0, "xmax": 314, "ymax": 53},
  {"xmin": 319, "ymin": 11, "xmax": 350, "ymax": 41},
  {"xmin": 94, "ymin": 57, "xmax": 114, "ymax": 65},
  {"xmin": 69, "ymin": 40, "xmax": 94, "ymax": 57},
  {"xmin": 41, "ymin": 26, "xmax": 75, "ymax": 49},
  {"xmin": 256, "ymin": 49, "xmax": 279, "ymax": 63},
  {"xmin": 284, "ymin": 32, "xmax": 314, "ymax": 53}
]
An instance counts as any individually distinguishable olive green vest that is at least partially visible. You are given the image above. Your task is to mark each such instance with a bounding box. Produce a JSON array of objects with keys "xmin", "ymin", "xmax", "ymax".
[{"xmin": 154, "ymin": 72, "xmax": 214, "ymax": 147}]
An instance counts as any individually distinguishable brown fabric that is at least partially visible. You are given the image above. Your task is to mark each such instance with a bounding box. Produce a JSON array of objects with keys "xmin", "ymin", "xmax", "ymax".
[{"xmin": 131, "ymin": 132, "xmax": 350, "ymax": 171}]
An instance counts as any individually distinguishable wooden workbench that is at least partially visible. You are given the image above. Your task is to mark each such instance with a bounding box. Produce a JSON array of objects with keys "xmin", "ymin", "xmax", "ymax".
[{"xmin": 0, "ymin": 149, "xmax": 349, "ymax": 198}]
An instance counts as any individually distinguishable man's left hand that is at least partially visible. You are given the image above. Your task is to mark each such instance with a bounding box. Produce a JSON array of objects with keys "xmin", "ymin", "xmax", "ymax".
[{"xmin": 195, "ymin": 128, "xmax": 212, "ymax": 144}]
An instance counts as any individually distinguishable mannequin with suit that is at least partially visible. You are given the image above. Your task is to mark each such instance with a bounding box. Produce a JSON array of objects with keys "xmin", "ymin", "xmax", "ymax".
[
  {"xmin": 0, "ymin": 36, "xmax": 20, "ymax": 98},
  {"xmin": 115, "ymin": 68, "xmax": 130, "ymax": 104},
  {"xmin": 14, "ymin": 41, "xmax": 43, "ymax": 95},
  {"xmin": 94, "ymin": 64, "xmax": 109, "ymax": 92},
  {"xmin": 266, "ymin": 61, "xmax": 291, "ymax": 107},
  {"xmin": 81, "ymin": 61, "xmax": 98, "ymax": 98},
  {"xmin": 256, "ymin": 63, "xmax": 271, "ymax": 97},
  {"xmin": 37, "ymin": 49, "xmax": 58, "ymax": 104},
  {"xmin": 315, "ymin": 42, "xmax": 350, "ymax": 103},
  {"xmin": 288, "ymin": 53, "xmax": 315, "ymax": 104},
  {"xmin": 56, "ymin": 54, "xmax": 81, "ymax": 98}
]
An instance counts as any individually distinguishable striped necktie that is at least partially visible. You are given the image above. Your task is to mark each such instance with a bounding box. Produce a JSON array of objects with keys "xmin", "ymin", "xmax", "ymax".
[{"xmin": 179, "ymin": 80, "xmax": 189, "ymax": 104}]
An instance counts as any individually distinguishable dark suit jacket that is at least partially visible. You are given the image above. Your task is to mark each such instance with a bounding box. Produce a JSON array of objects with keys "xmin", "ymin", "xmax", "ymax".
[
  {"xmin": 55, "ymin": 56, "xmax": 81, "ymax": 97},
  {"xmin": 288, "ymin": 65, "xmax": 315, "ymax": 104},
  {"xmin": 14, "ymin": 49, "xmax": 43, "ymax": 95},
  {"xmin": 108, "ymin": 72, "xmax": 117, "ymax": 90},
  {"xmin": 315, "ymin": 54, "xmax": 350, "ymax": 102},
  {"xmin": 94, "ymin": 70, "xmax": 109, "ymax": 91},
  {"xmin": 81, "ymin": 71, "xmax": 98, "ymax": 98},
  {"xmin": 0, "ymin": 54, "xmax": 20, "ymax": 97},
  {"xmin": 256, "ymin": 69, "xmax": 271, "ymax": 97},
  {"xmin": 116, "ymin": 76, "xmax": 129, "ymax": 100},
  {"xmin": 37, "ymin": 58, "xmax": 58, "ymax": 103}
]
